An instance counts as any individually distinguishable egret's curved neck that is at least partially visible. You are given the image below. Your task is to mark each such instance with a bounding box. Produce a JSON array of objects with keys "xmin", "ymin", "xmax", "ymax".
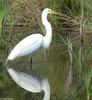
[
  {"xmin": 41, "ymin": 78, "xmax": 50, "ymax": 100},
  {"xmin": 42, "ymin": 12, "xmax": 52, "ymax": 49},
  {"xmin": 43, "ymin": 90, "xmax": 50, "ymax": 100}
]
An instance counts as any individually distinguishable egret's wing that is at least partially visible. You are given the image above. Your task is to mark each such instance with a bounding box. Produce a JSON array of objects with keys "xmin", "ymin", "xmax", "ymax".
[
  {"xmin": 20, "ymin": 34, "xmax": 43, "ymax": 57},
  {"xmin": 8, "ymin": 68, "xmax": 42, "ymax": 92},
  {"xmin": 19, "ymin": 71, "xmax": 42, "ymax": 91},
  {"xmin": 8, "ymin": 34, "xmax": 43, "ymax": 60}
]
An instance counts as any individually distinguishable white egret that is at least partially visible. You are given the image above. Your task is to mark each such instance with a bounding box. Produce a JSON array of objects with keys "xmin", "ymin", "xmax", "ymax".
[
  {"xmin": 7, "ymin": 8, "xmax": 61, "ymax": 68},
  {"xmin": 7, "ymin": 67, "xmax": 50, "ymax": 100}
]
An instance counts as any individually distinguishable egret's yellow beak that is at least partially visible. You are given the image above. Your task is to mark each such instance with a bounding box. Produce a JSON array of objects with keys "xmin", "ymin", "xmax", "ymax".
[{"xmin": 48, "ymin": 10, "xmax": 61, "ymax": 15}]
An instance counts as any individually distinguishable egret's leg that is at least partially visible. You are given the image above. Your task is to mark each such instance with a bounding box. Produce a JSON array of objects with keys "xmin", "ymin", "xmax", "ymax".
[{"xmin": 28, "ymin": 57, "xmax": 32, "ymax": 71}]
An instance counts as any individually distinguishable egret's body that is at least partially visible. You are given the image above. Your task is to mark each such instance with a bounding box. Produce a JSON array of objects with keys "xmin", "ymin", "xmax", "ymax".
[
  {"xmin": 7, "ymin": 68, "xmax": 50, "ymax": 100},
  {"xmin": 7, "ymin": 8, "xmax": 61, "ymax": 62},
  {"xmin": 8, "ymin": 34, "xmax": 43, "ymax": 60},
  {"xmin": 5, "ymin": 8, "xmax": 61, "ymax": 100}
]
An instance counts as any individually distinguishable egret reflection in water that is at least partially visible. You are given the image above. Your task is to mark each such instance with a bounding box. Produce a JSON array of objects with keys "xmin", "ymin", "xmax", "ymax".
[{"xmin": 6, "ymin": 67, "xmax": 50, "ymax": 100}]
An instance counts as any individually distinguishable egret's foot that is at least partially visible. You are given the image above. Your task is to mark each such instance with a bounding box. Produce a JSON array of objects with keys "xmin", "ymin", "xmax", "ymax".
[
  {"xmin": 28, "ymin": 62, "xmax": 32, "ymax": 74},
  {"xmin": 29, "ymin": 69, "xmax": 32, "ymax": 74},
  {"xmin": 27, "ymin": 57, "xmax": 32, "ymax": 74}
]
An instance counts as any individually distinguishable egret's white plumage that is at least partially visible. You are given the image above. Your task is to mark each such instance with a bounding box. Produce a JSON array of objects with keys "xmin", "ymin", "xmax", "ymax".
[
  {"xmin": 8, "ymin": 34, "xmax": 43, "ymax": 60},
  {"xmin": 7, "ymin": 68, "xmax": 50, "ymax": 100},
  {"xmin": 7, "ymin": 8, "xmax": 61, "ymax": 61},
  {"xmin": 6, "ymin": 8, "xmax": 61, "ymax": 100}
]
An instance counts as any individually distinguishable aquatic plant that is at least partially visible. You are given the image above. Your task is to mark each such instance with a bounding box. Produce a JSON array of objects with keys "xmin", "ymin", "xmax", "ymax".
[
  {"xmin": 0, "ymin": 9, "xmax": 4, "ymax": 37},
  {"xmin": 0, "ymin": 0, "xmax": 7, "ymax": 46},
  {"xmin": 58, "ymin": 33, "xmax": 92, "ymax": 100},
  {"xmin": 83, "ymin": 65, "xmax": 92, "ymax": 100}
]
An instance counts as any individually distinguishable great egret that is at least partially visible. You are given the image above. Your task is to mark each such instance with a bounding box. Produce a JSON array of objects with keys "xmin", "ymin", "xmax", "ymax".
[
  {"xmin": 7, "ymin": 8, "xmax": 61, "ymax": 68},
  {"xmin": 7, "ymin": 67, "xmax": 50, "ymax": 100}
]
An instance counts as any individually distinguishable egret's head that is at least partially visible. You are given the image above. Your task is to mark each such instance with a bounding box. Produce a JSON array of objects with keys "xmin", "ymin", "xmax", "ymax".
[
  {"xmin": 42, "ymin": 8, "xmax": 61, "ymax": 26},
  {"xmin": 42, "ymin": 8, "xmax": 61, "ymax": 15}
]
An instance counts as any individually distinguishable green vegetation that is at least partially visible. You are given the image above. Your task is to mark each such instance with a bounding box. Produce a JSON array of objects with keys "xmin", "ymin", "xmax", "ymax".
[
  {"xmin": 0, "ymin": 0, "xmax": 7, "ymax": 46},
  {"xmin": 0, "ymin": 0, "xmax": 92, "ymax": 100},
  {"xmin": 83, "ymin": 65, "xmax": 92, "ymax": 100},
  {"xmin": 58, "ymin": 33, "xmax": 92, "ymax": 100}
]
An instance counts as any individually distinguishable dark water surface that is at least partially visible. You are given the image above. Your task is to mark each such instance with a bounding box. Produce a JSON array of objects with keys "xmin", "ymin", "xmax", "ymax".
[{"xmin": 0, "ymin": 26, "xmax": 89, "ymax": 100}]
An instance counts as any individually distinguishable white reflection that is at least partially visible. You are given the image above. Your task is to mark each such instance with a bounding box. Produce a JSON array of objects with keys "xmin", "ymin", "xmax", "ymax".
[{"xmin": 7, "ymin": 68, "xmax": 50, "ymax": 100}]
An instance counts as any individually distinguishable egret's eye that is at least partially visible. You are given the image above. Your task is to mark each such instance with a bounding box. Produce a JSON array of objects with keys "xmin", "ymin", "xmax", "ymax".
[{"xmin": 48, "ymin": 10, "xmax": 52, "ymax": 13}]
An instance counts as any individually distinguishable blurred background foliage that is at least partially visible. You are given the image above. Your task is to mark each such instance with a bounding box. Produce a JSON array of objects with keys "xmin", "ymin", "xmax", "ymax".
[
  {"xmin": 0, "ymin": 0, "xmax": 92, "ymax": 100},
  {"xmin": 0, "ymin": 0, "xmax": 91, "ymax": 30}
]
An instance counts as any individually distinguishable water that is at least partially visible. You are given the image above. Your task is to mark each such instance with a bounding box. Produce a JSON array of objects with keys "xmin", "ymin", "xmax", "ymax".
[{"xmin": 0, "ymin": 26, "xmax": 90, "ymax": 100}]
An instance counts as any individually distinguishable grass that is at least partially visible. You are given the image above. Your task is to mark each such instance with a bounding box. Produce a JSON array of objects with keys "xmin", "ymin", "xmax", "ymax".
[
  {"xmin": 10, "ymin": 7, "xmax": 25, "ymax": 39},
  {"xmin": 0, "ymin": 0, "xmax": 7, "ymax": 46},
  {"xmin": 0, "ymin": 0, "xmax": 92, "ymax": 99},
  {"xmin": 58, "ymin": 34, "xmax": 81, "ymax": 70},
  {"xmin": 83, "ymin": 64, "xmax": 92, "ymax": 100},
  {"xmin": 32, "ymin": 2, "xmax": 46, "ymax": 35},
  {"xmin": 58, "ymin": 33, "xmax": 92, "ymax": 100}
]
